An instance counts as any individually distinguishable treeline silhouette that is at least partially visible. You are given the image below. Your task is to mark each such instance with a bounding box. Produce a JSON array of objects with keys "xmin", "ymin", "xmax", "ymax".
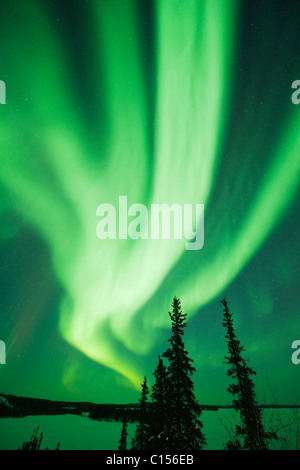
[
  {"xmin": 1, "ymin": 296, "xmax": 292, "ymax": 450},
  {"xmin": 118, "ymin": 297, "xmax": 279, "ymax": 451},
  {"xmin": 0, "ymin": 393, "xmax": 140, "ymax": 422}
]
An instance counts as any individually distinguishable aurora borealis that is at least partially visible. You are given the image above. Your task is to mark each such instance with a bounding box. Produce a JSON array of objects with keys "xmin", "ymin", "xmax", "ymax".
[{"xmin": 1, "ymin": 0, "xmax": 300, "ymax": 444}]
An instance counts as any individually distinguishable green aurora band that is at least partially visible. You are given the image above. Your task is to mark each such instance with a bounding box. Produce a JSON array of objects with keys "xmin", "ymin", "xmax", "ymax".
[{"xmin": 1, "ymin": 0, "xmax": 300, "ymax": 389}]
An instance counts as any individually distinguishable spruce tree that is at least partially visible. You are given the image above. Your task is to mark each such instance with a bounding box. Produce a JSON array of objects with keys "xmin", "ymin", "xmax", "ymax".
[
  {"xmin": 221, "ymin": 298, "xmax": 277, "ymax": 450},
  {"xmin": 147, "ymin": 355, "xmax": 169, "ymax": 449},
  {"xmin": 131, "ymin": 376, "xmax": 150, "ymax": 450},
  {"xmin": 162, "ymin": 296, "xmax": 206, "ymax": 450},
  {"xmin": 118, "ymin": 419, "xmax": 128, "ymax": 450}
]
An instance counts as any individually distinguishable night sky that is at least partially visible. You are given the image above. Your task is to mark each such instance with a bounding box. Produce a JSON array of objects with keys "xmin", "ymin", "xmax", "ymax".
[{"xmin": 0, "ymin": 0, "xmax": 300, "ymax": 429}]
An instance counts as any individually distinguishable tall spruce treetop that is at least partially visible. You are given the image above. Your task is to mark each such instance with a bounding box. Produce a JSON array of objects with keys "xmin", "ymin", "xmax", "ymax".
[
  {"xmin": 162, "ymin": 297, "xmax": 206, "ymax": 450},
  {"xmin": 221, "ymin": 298, "xmax": 277, "ymax": 450}
]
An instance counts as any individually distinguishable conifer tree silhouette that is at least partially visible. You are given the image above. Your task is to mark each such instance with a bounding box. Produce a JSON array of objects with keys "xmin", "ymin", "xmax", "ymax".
[
  {"xmin": 221, "ymin": 298, "xmax": 277, "ymax": 450},
  {"xmin": 118, "ymin": 419, "xmax": 128, "ymax": 450},
  {"xmin": 147, "ymin": 355, "xmax": 169, "ymax": 449},
  {"xmin": 162, "ymin": 296, "xmax": 206, "ymax": 450},
  {"xmin": 131, "ymin": 376, "xmax": 150, "ymax": 450}
]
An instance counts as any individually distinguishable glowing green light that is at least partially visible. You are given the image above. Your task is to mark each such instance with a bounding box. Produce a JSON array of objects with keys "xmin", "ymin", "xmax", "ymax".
[{"xmin": 1, "ymin": 0, "xmax": 300, "ymax": 389}]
